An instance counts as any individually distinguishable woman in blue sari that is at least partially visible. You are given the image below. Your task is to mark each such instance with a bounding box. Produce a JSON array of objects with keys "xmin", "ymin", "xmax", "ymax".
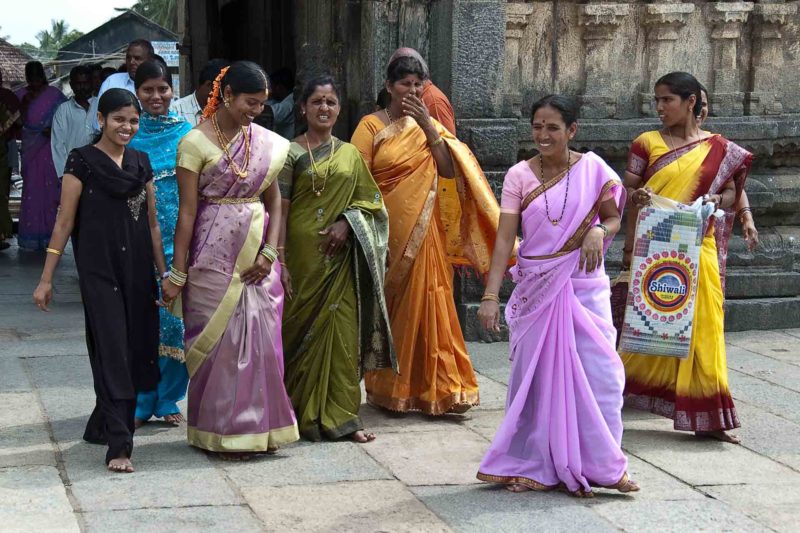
[{"xmin": 129, "ymin": 60, "xmax": 193, "ymax": 426}]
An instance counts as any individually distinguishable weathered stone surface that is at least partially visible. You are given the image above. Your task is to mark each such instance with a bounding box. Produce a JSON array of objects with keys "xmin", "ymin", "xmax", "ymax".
[
  {"xmin": 412, "ymin": 484, "xmax": 614, "ymax": 533},
  {"xmin": 701, "ymin": 482, "xmax": 800, "ymax": 533},
  {"xmin": 474, "ymin": 373, "xmax": 507, "ymax": 411},
  {"xmin": 245, "ymin": 480, "xmax": 451, "ymax": 533},
  {"xmin": 458, "ymin": 119, "xmax": 518, "ymax": 168},
  {"xmin": 82, "ymin": 505, "xmax": 264, "ymax": 533},
  {"xmin": 219, "ymin": 440, "xmax": 391, "ymax": 488},
  {"xmin": 362, "ymin": 427, "xmax": 487, "ymax": 486},
  {"xmin": 731, "ymin": 401, "xmax": 800, "ymax": 472},
  {"xmin": 462, "ymin": 408, "xmax": 504, "ymax": 442},
  {"xmin": 466, "ymin": 341, "xmax": 511, "ymax": 385},
  {"xmin": 0, "ymin": 465, "xmax": 79, "ymax": 533},
  {"xmin": 622, "ymin": 455, "xmax": 705, "ymax": 501},
  {"xmin": 725, "ymin": 270, "xmax": 800, "ymax": 299},
  {"xmin": 592, "ymin": 499, "xmax": 770, "ymax": 533},
  {"xmin": 727, "ymin": 345, "xmax": 800, "ymax": 393},
  {"xmin": 0, "ymin": 392, "xmax": 55, "ymax": 468},
  {"xmin": 728, "ymin": 370, "xmax": 800, "ymax": 425},
  {"xmin": 726, "ymin": 330, "xmax": 800, "ymax": 363},
  {"xmin": 622, "ymin": 421, "xmax": 800, "ymax": 486},
  {"xmin": 725, "ymin": 297, "xmax": 800, "ymax": 332},
  {"xmin": 359, "ymin": 403, "xmax": 469, "ymax": 435}
]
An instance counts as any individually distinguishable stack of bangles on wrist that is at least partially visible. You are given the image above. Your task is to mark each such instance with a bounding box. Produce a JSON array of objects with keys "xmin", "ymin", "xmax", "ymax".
[
  {"xmin": 429, "ymin": 136, "xmax": 443, "ymax": 147},
  {"xmin": 45, "ymin": 247, "xmax": 63, "ymax": 256},
  {"xmin": 737, "ymin": 206, "xmax": 752, "ymax": 223},
  {"xmin": 481, "ymin": 293, "xmax": 500, "ymax": 303},
  {"xmin": 168, "ymin": 267, "xmax": 188, "ymax": 287},
  {"xmin": 260, "ymin": 243, "xmax": 279, "ymax": 263}
]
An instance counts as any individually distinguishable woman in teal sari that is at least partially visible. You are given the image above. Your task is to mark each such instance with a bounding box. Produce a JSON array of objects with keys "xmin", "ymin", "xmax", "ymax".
[
  {"xmin": 278, "ymin": 75, "xmax": 395, "ymax": 442},
  {"xmin": 129, "ymin": 60, "xmax": 193, "ymax": 426}
]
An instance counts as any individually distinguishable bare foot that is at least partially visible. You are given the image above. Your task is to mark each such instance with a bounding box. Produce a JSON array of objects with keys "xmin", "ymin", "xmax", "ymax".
[
  {"xmin": 447, "ymin": 403, "xmax": 473, "ymax": 415},
  {"xmin": 266, "ymin": 446, "xmax": 279, "ymax": 454},
  {"xmin": 570, "ymin": 488, "xmax": 594, "ymax": 499},
  {"xmin": 163, "ymin": 413, "xmax": 185, "ymax": 426},
  {"xmin": 350, "ymin": 430, "xmax": 376, "ymax": 443},
  {"xmin": 217, "ymin": 452, "xmax": 252, "ymax": 461},
  {"xmin": 107, "ymin": 457, "xmax": 134, "ymax": 473},
  {"xmin": 695, "ymin": 430, "xmax": 741, "ymax": 444},
  {"xmin": 134, "ymin": 418, "xmax": 147, "ymax": 429},
  {"xmin": 505, "ymin": 483, "xmax": 530, "ymax": 493}
]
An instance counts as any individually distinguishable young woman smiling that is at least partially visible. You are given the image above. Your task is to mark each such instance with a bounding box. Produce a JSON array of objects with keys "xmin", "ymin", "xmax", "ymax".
[
  {"xmin": 475, "ymin": 95, "xmax": 637, "ymax": 497},
  {"xmin": 33, "ymin": 88, "xmax": 167, "ymax": 473},
  {"xmin": 129, "ymin": 60, "xmax": 193, "ymax": 429}
]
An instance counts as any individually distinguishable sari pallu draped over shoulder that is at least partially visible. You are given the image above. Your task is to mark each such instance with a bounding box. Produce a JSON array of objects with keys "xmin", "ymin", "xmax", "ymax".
[
  {"xmin": 353, "ymin": 115, "xmax": 508, "ymax": 414},
  {"xmin": 477, "ymin": 153, "xmax": 629, "ymax": 495},
  {"xmin": 176, "ymin": 125, "xmax": 299, "ymax": 452},
  {"xmin": 281, "ymin": 139, "xmax": 395, "ymax": 441},
  {"xmin": 621, "ymin": 131, "xmax": 752, "ymax": 432}
]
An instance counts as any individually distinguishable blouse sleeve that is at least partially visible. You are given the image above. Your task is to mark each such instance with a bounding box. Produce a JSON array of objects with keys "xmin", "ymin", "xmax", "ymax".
[
  {"xmin": 63, "ymin": 149, "xmax": 89, "ymax": 183},
  {"xmin": 350, "ymin": 117, "xmax": 380, "ymax": 170},
  {"xmin": 176, "ymin": 131, "xmax": 207, "ymax": 174},
  {"xmin": 500, "ymin": 166, "xmax": 523, "ymax": 214},
  {"xmin": 626, "ymin": 133, "xmax": 650, "ymax": 177},
  {"xmin": 277, "ymin": 144, "xmax": 299, "ymax": 200}
]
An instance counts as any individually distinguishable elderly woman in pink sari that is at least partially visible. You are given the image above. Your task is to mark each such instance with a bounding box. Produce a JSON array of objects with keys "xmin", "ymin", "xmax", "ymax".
[
  {"xmin": 16, "ymin": 61, "xmax": 66, "ymax": 250},
  {"xmin": 476, "ymin": 96, "xmax": 638, "ymax": 497},
  {"xmin": 161, "ymin": 61, "xmax": 299, "ymax": 458}
]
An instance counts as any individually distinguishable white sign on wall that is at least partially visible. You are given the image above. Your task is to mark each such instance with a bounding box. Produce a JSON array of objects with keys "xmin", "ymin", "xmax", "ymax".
[{"xmin": 152, "ymin": 41, "xmax": 179, "ymax": 67}]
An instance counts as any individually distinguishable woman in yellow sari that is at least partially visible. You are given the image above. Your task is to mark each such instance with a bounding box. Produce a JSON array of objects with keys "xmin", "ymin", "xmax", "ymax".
[
  {"xmin": 351, "ymin": 56, "xmax": 502, "ymax": 415},
  {"xmin": 621, "ymin": 72, "xmax": 752, "ymax": 444}
]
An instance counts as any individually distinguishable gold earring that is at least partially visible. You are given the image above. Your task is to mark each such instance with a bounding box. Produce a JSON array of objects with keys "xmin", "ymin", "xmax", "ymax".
[{"xmin": 224, "ymin": 99, "xmax": 231, "ymax": 108}]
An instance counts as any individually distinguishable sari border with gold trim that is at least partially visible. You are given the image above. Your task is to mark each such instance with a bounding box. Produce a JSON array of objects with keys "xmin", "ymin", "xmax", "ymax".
[
  {"xmin": 519, "ymin": 161, "xmax": 575, "ymax": 212},
  {"xmin": 366, "ymin": 389, "xmax": 479, "ymax": 416},
  {"xmin": 643, "ymin": 135, "xmax": 716, "ymax": 182},
  {"xmin": 187, "ymin": 423, "xmax": 300, "ymax": 452}
]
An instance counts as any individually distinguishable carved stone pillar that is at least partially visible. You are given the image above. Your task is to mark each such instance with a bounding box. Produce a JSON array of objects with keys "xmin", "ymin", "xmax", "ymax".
[
  {"xmin": 639, "ymin": 3, "xmax": 694, "ymax": 116},
  {"xmin": 747, "ymin": 2, "xmax": 797, "ymax": 115},
  {"xmin": 578, "ymin": 3, "xmax": 631, "ymax": 119},
  {"xmin": 707, "ymin": 2, "xmax": 753, "ymax": 117},
  {"xmin": 502, "ymin": 2, "xmax": 534, "ymax": 118}
]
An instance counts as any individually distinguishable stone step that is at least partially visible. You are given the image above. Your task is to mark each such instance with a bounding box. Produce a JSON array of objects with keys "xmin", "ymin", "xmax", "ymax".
[
  {"xmin": 724, "ymin": 297, "xmax": 800, "ymax": 331},
  {"xmin": 459, "ymin": 297, "xmax": 800, "ymax": 341},
  {"xmin": 725, "ymin": 270, "xmax": 800, "ymax": 299}
]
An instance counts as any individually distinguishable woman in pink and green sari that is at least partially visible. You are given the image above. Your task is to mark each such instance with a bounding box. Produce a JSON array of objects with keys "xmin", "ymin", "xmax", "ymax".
[
  {"xmin": 162, "ymin": 61, "xmax": 299, "ymax": 458},
  {"xmin": 476, "ymin": 96, "xmax": 638, "ymax": 497}
]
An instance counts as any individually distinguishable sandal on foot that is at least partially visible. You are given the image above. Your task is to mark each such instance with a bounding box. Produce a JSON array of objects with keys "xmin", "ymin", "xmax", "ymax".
[
  {"xmin": 505, "ymin": 483, "xmax": 531, "ymax": 493},
  {"xmin": 598, "ymin": 473, "xmax": 640, "ymax": 493}
]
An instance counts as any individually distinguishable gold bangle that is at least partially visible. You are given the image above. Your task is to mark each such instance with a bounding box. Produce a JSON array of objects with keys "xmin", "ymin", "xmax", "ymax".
[
  {"xmin": 429, "ymin": 136, "xmax": 444, "ymax": 147},
  {"xmin": 45, "ymin": 248, "xmax": 63, "ymax": 256},
  {"xmin": 481, "ymin": 293, "xmax": 500, "ymax": 303}
]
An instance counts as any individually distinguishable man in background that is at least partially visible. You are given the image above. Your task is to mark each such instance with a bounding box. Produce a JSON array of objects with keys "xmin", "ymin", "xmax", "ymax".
[
  {"xmin": 90, "ymin": 39, "xmax": 154, "ymax": 131},
  {"xmin": 0, "ymin": 69, "xmax": 20, "ymax": 250},
  {"xmin": 51, "ymin": 65, "xmax": 95, "ymax": 178},
  {"xmin": 389, "ymin": 47, "xmax": 456, "ymax": 136},
  {"xmin": 267, "ymin": 67, "xmax": 295, "ymax": 139},
  {"xmin": 173, "ymin": 58, "xmax": 230, "ymax": 126}
]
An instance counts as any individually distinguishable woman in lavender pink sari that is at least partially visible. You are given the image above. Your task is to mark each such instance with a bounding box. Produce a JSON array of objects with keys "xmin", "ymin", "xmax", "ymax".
[
  {"xmin": 476, "ymin": 96, "xmax": 639, "ymax": 497},
  {"xmin": 16, "ymin": 61, "xmax": 66, "ymax": 250},
  {"xmin": 161, "ymin": 61, "xmax": 299, "ymax": 458}
]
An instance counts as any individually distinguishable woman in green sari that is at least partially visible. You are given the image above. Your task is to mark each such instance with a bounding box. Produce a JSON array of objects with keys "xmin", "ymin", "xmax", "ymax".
[{"xmin": 278, "ymin": 75, "xmax": 396, "ymax": 443}]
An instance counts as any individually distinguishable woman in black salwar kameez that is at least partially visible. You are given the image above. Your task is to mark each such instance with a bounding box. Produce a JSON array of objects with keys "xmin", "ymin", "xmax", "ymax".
[{"xmin": 33, "ymin": 89, "xmax": 167, "ymax": 473}]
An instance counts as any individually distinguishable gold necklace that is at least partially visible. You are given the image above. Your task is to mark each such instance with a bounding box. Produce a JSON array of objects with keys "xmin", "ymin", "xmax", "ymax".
[
  {"xmin": 305, "ymin": 133, "xmax": 336, "ymax": 197},
  {"xmin": 664, "ymin": 127, "xmax": 684, "ymax": 178},
  {"xmin": 385, "ymin": 108, "xmax": 394, "ymax": 124},
  {"xmin": 212, "ymin": 113, "xmax": 251, "ymax": 179}
]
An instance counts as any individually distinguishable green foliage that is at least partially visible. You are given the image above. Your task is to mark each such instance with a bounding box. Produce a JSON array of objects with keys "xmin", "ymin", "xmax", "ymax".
[{"xmin": 19, "ymin": 19, "xmax": 85, "ymax": 60}]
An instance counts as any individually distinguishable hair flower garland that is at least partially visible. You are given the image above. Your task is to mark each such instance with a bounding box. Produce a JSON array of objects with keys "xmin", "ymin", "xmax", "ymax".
[{"xmin": 201, "ymin": 66, "xmax": 230, "ymax": 121}]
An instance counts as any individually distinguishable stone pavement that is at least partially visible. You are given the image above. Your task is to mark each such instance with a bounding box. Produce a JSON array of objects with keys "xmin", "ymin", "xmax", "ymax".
[{"xmin": 2, "ymin": 244, "xmax": 800, "ymax": 532}]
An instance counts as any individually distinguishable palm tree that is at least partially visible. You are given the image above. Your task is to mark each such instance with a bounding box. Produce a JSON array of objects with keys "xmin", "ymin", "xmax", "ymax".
[
  {"xmin": 35, "ymin": 19, "xmax": 83, "ymax": 58},
  {"xmin": 117, "ymin": 0, "xmax": 178, "ymax": 32}
]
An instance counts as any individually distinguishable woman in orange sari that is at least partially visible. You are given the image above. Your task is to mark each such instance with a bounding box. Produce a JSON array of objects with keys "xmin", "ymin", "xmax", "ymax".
[
  {"xmin": 621, "ymin": 72, "xmax": 752, "ymax": 444},
  {"xmin": 351, "ymin": 56, "xmax": 502, "ymax": 415}
]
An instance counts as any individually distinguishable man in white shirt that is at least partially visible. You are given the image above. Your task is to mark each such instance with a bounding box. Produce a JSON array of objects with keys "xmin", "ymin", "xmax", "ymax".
[
  {"xmin": 90, "ymin": 39, "xmax": 154, "ymax": 131},
  {"xmin": 267, "ymin": 68, "xmax": 295, "ymax": 139},
  {"xmin": 51, "ymin": 65, "xmax": 96, "ymax": 177},
  {"xmin": 173, "ymin": 58, "xmax": 230, "ymax": 127}
]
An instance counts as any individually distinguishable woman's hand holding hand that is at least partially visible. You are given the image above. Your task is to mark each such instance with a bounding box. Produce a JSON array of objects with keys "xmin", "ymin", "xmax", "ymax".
[
  {"xmin": 160, "ymin": 278, "xmax": 183, "ymax": 303},
  {"xmin": 742, "ymin": 217, "xmax": 759, "ymax": 251},
  {"xmin": 580, "ymin": 226, "xmax": 605, "ymax": 273},
  {"xmin": 319, "ymin": 220, "xmax": 350, "ymax": 257},
  {"xmin": 241, "ymin": 255, "xmax": 273, "ymax": 285},
  {"xmin": 478, "ymin": 300, "xmax": 501, "ymax": 333},
  {"xmin": 33, "ymin": 280, "xmax": 53, "ymax": 312},
  {"xmin": 632, "ymin": 187, "xmax": 653, "ymax": 207}
]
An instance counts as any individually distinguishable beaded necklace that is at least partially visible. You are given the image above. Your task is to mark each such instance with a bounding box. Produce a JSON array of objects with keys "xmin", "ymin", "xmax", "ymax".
[
  {"xmin": 211, "ymin": 113, "xmax": 251, "ymax": 179},
  {"xmin": 539, "ymin": 151, "xmax": 573, "ymax": 226},
  {"xmin": 304, "ymin": 133, "xmax": 337, "ymax": 197}
]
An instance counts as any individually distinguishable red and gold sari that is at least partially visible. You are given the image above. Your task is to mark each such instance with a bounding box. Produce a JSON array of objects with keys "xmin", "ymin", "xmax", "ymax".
[
  {"xmin": 621, "ymin": 131, "xmax": 752, "ymax": 432},
  {"xmin": 351, "ymin": 115, "xmax": 502, "ymax": 414}
]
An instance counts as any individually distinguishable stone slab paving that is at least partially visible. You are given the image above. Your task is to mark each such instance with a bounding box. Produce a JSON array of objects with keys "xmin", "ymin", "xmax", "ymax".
[{"xmin": 2, "ymin": 248, "xmax": 800, "ymax": 531}]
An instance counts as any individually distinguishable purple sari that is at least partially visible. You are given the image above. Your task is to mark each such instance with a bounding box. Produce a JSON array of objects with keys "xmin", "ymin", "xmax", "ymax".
[
  {"xmin": 16, "ymin": 85, "xmax": 66, "ymax": 249},
  {"xmin": 477, "ymin": 153, "xmax": 629, "ymax": 494},
  {"xmin": 176, "ymin": 125, "xmax": 299, "ymax": 452}
]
